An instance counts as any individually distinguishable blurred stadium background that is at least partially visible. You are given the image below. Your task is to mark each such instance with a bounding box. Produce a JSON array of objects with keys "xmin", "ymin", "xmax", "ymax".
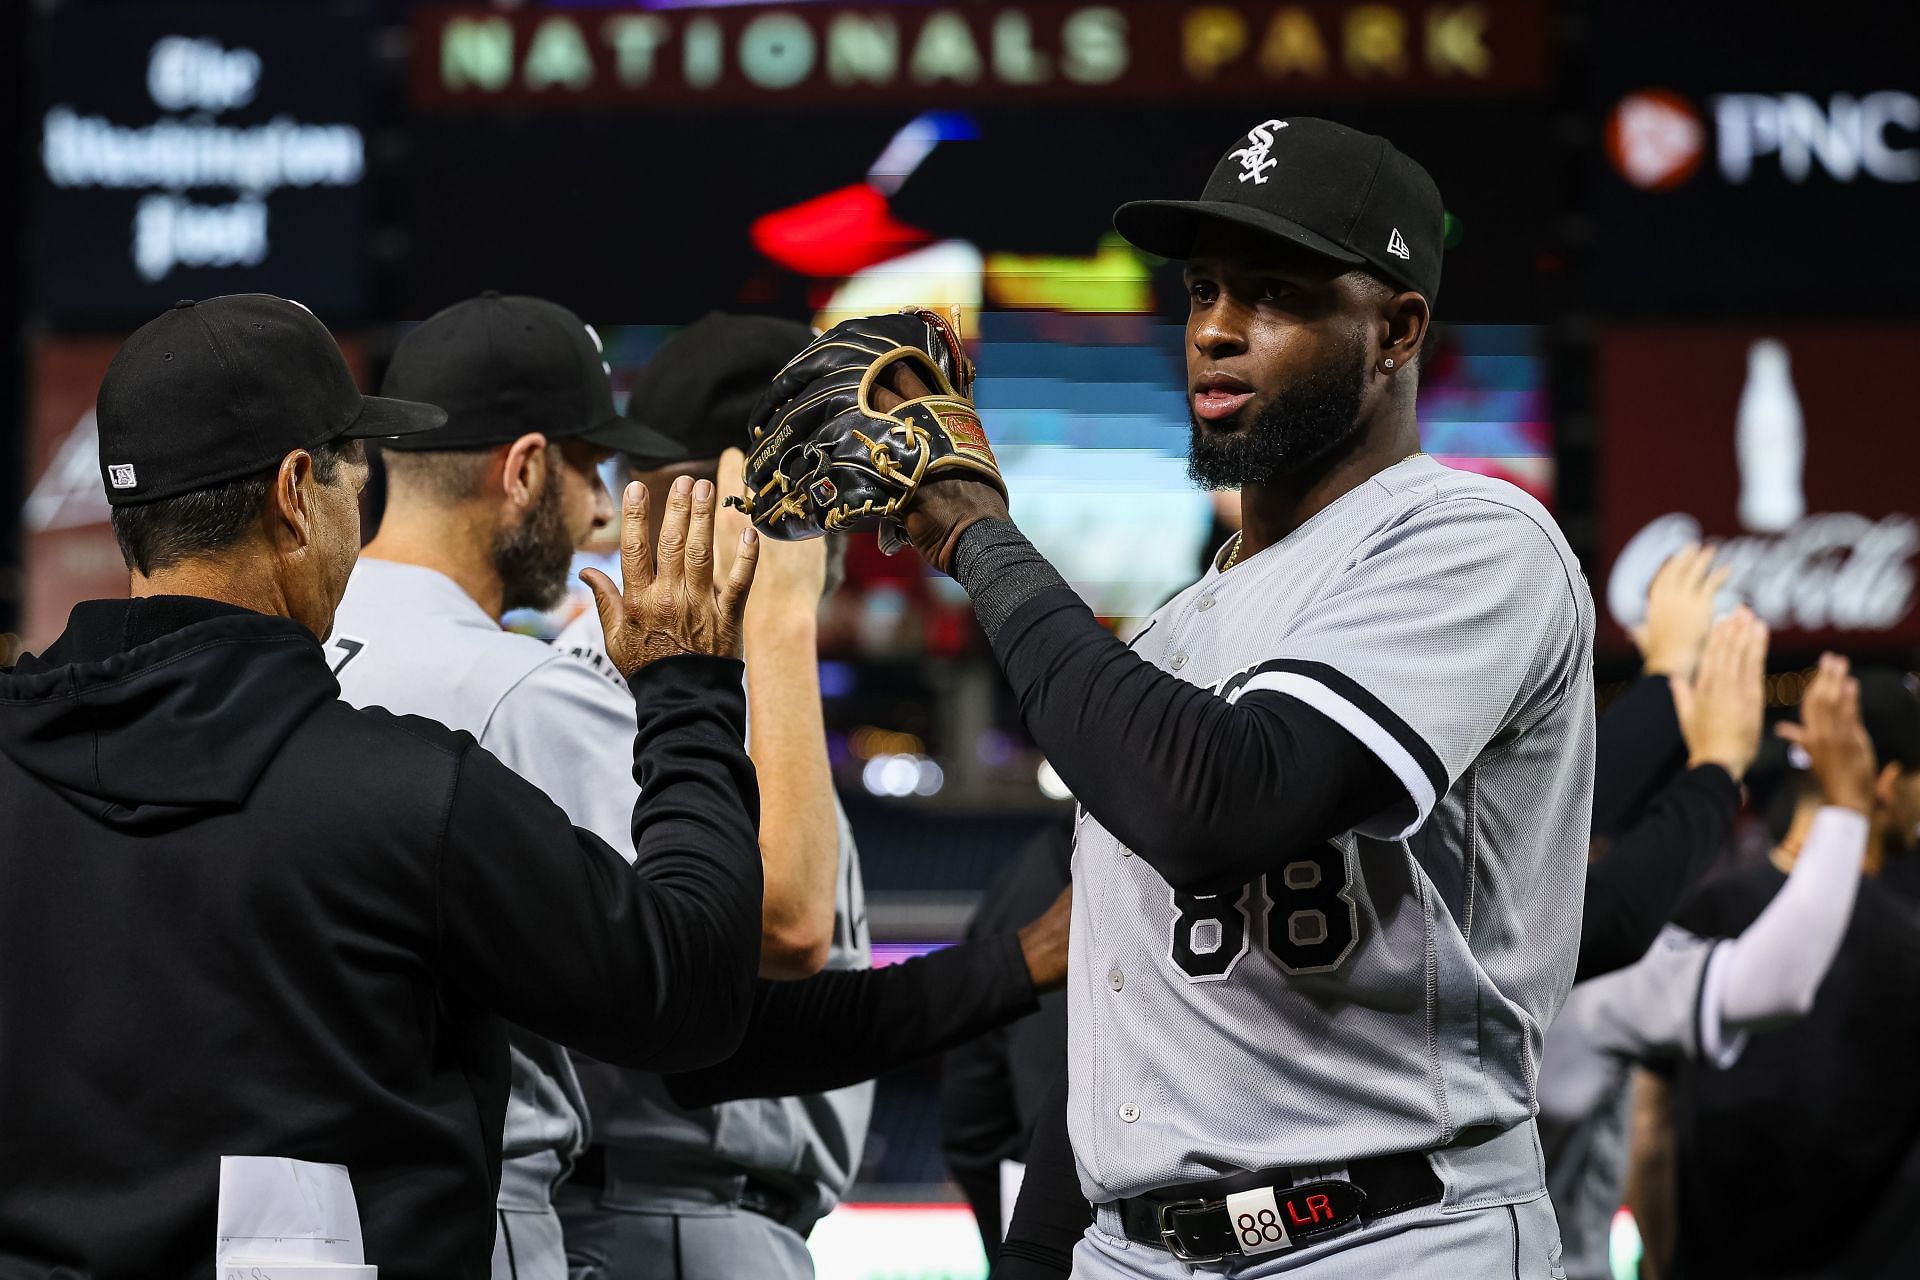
[{"xmin": 1, "ymin": 1, "xmax": 1913, "ymax": 1275}]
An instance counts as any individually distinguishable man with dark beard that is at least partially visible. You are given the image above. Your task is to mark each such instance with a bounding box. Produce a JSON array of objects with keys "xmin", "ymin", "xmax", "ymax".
[
  {"xmin": 329, "ymin": 292, "xmax": 682, "ymax": 1280},
  {"xmin": 755, "ymin": 118, "xmax": 1597, "ymax": 1277},
  {"xmin": 329, "ymin": 296, "xmax": 1074, "ymax": 1280},
  {"xmin": 1183, "ymin": 321, "xmax": 1370, "ymax": 490}
]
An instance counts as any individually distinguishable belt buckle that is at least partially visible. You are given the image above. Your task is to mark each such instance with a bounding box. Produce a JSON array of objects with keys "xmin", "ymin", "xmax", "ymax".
[{"xmin": 1156, "ymin": 1198, "xmax": 1231, "ymax": 1264}]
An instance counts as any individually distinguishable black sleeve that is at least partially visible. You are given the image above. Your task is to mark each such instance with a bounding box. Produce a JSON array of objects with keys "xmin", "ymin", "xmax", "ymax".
[
  {"xmin": 1575, "ymin": 764, "xmax": 1740, "ymax": 982},
  {"xmin": 664, "ymin": 935, "xmax": 1039, "ymax": 1108},
  {"xmin": 998, "ymin": 589, "xmax": 1395, "ymax": 895},
  {"xmin": 942, "ymin": 1025, "xmax": 1019, "ymax": 1262},
  {"xmin": 994, "ymin": 1069, "xmax": 1089, "ymax": 1278},
  {"xmin": 1593, "ymin": 674, "xmax": 1687, "ymax": 838},
  {"xmin": 953, "ymin": 525, "xmax": 1397, "ymax": 894},
  {"xmin": 997, "ymin": 833, "xmax": 1072, "ymax": 1136},
  {"xmin": 942, "ymin": 824, "xmax": 1075, "ymax": 1262},
  {"xmin": 437, "ymin": 655, "xmax": 763, "ymax": 1071},
  {"xmin": 1006, "ymin": 991, "xmax": 1069, "ymax": 1130}
]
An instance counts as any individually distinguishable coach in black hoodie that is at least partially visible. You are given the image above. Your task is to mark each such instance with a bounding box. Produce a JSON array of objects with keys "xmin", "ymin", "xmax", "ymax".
[{"xmin": 0, "ymin": 295, "xmax": 765, "ymax": 1279}]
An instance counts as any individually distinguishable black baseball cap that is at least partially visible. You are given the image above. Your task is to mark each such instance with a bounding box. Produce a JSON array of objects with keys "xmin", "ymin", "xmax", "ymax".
[
  {"xmin": 96, "ymin": 294, "xmax": 446, "ymax": 507},
  {"xmin": 379, "ymin": 292, "xmax": 684, "ymax": 461},
  {"xmin": 1114, "ymin": 117, "xmax": 1445, "ymax": 304},
  {"xmin": 620, "ymin": 312, "xmax": 817, "ymax": 469}
]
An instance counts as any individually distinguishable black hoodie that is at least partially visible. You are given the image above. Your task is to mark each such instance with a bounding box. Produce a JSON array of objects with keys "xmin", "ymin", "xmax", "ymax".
[{"xmin": 0, "ymin": 597, "xmax": 762, "ymax": 1279}]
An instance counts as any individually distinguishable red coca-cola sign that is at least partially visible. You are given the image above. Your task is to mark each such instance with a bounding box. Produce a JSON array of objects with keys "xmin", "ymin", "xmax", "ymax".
[{"xmin": 1597, "ymin": 327, "xmax": 1920, "ymax": 656}]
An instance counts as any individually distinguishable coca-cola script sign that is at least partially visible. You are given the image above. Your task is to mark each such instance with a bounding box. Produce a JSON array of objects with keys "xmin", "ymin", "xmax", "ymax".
[{"xmin": 1597, "ymin": 327, "xmax": 1920, "ymax": 655}]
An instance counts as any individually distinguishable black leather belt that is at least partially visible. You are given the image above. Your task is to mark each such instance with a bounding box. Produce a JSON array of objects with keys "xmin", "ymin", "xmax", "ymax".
[
  {"xmin": 1116, "ymin": 1153, "xmax": 1442, "ymax": 1264},
  {"xmin": 735, "ymin": 1178, "xmax": 801, "ymax": 1224},
  {"xmin": 569, "ymin": 1146, "xmax": 801, "ymax": 1225}
]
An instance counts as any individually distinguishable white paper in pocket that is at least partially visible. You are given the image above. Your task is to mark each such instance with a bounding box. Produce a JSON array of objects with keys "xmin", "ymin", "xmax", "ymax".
[{"xmin": 215, "ymin": 1155, "xmax": 367, "ymax": 1266}]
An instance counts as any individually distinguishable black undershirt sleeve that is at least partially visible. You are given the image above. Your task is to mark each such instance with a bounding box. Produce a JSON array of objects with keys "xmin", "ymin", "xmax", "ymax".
[
  {"xmin": 1576, "ymin": 764, "xmax": 1740, "ymax": 982},
  {"xmin": 942, "ymin": 824, "xmax": 1073, "ymax": 1263},
  {"xmin": 994, "ymin": 1069, "xmax": 1088, "ymax": 1278},
  {"xmin": 942, "ymin": 1022, "xmax": 1020, "ymax": 1259},
  {"xmin": 953, "ymin": 522, "xmax": 1399, "ymax": 895},
  {"xmin": 1592, "ymin": 674, "xmax": 1687, "ymax": 839},
  {"xmin": 663, "ymin": 935, "xmax": 1038, "ymax": 1108},
  {"xmin": 439, "ymin": 656, "xmax": 762, "ymax": 1072}
]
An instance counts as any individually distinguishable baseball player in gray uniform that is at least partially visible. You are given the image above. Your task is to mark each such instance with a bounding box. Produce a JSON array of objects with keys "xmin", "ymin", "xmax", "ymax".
[
  {"xmin": 329, "ymin": 295, "xmax": 851, "ymax": 1279},
  {"xmin": 771, "ymin": 117, "xmax": 1598, "ymax": 1276},
  {"xmin": 328, "ymin": 294, "xmax": 681, "ymax": 1279},
  {"xmin": 1541, "ymin": 650, "xmax": 1877, "ymax": 1280},
  {"xmin": 549, "ymin": 314, "xmax": 875, "ymax": 1280}
]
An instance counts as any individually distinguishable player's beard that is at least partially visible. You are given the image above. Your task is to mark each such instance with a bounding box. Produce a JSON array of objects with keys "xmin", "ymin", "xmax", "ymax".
[
  {"xmin": 494, "ymin": 472, "xmax": 574, "ymax": 614},
  {"xmin": 1187, "ymin": 335, "xmax": 1369, "ymax": 490}
]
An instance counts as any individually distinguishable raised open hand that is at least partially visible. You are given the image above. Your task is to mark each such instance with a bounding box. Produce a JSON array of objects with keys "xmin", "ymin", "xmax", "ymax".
[
  {"xmin": 580, "ymin": 476, "xmax": 759, "ymax": 677},
  {"xmin": 1634, "ymin": 543, "xmax": 1733, "ymax": 683},
  {"xmin": 1017, "ymin": 885, "xmax": 1073, "ymax": 992},
  {"xmin": 1777, "ymin": 654, "xmax": 1877, "ymax": 815},
  {"xmin": 1673, "ymin": 606, "xmax": 1769, "ymax": 780},
  {"xmin": 717, "ymin": 446, "xmax": 827, "ymax": 612}
]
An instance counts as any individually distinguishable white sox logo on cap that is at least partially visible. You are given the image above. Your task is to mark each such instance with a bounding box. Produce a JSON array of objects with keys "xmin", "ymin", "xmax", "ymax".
[{"xmin": 1231, "ymin": 119, "xmax": 1288, "ymax": 185}]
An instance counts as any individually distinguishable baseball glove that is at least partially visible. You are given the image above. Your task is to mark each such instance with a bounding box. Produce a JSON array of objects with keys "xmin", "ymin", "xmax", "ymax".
[{"xmin": 734, "ymin": 309, "xmax": 1005, "ymax": 546}]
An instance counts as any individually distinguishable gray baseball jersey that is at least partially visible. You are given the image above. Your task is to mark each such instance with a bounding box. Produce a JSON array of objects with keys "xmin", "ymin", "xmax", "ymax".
[
  {"xmin": 1066, "ymin": 455, "xmax": 1595, "ymax": 1203},
  {"xmin": 1540, "ymin": 928, "xmax": 1742, "ymax": 1280},
  {"xmin": 328, "ymin": 560, "xmax": 641, "ymax": 1230},
  {"xmin": 551, "ymin": 609, "xmax": 876, "ymax": 1238}
]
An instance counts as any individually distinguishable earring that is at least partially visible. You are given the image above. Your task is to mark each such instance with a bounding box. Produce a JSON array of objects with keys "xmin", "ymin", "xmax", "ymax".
[{"xmin": 1383, "ymin": 358, "xmax": 1395, "ymax": 370}]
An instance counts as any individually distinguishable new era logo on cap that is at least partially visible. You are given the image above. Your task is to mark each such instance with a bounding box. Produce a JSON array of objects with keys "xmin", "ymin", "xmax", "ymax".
[
  {"xmin": 95, "ymin": 294, "xmax": 447, "ymax": 508},
  {"xmin": 1387, "ymin": 228, "xmax": 1411, "ymax": 260}
]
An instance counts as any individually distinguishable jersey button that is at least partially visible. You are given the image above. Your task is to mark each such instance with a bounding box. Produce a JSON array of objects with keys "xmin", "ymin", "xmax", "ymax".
[
  {"xmin": 1119, "ymin": 846, "xmax": 1133, "ymax": 858},
  {"xmin": 1118, "ymin": 1102, "xmax": 1141, "ymax": 1123},
  {"xmin": 1197, "ymin": 596, "xmax": 1216, "ymax": 611},
  {"xmin": 1107, "ymin": 968, "xmax": 1124, "ymax": 992},
  {"xmin": 1170, "ymin": 653, "xmax": 1188, "ymax": 671}
]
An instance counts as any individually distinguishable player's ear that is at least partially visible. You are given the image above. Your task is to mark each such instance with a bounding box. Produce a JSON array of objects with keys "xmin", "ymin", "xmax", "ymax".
[
  {"xmin": 1378, "ymin": 290, "xmax": 1429, "ymax": 375},
  {"xmin": 267, "ymin": 448, "xmax": 318, "ymax": 553},
  {"xmin": 500, "ymin": 433, "xmax": 551, "ymax": 512}
]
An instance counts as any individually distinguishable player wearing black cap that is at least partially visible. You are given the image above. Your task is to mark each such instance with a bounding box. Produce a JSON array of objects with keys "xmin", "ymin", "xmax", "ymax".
[
  {"xmin": 594, "ymin": 313, "xmax": 825, "ymax": 553},
  {"xmin": 338, "ymin": 298, "xmax": 1071, "ymax": 1280},
  {"xmin": 330, "ymin": 292, "xmax": 696, "ymax": 1279},
  {"xmin": 755, "ymin": 118, "xmax": 1595, "ymax": 1277},
  {"xmin": 553, "ymin": 313, "xmax": 876, "ymax": 1280},
  {"xmin": 0, "ymin": 295, "xmax": 768, "ymax": 1278}
]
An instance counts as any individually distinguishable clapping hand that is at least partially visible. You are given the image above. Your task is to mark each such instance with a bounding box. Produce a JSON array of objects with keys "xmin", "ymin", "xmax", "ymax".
[
  {"xmin": 1777, "ymin": 655, "xmax": 1877, "ymax": 816},
  {"xmin": 1635, "ymin": 544, "xmax": 1733, "ymax": 683},
  {"xmin": 1017, "ymin": 886, "xmax": 1073, "ymax": 992},
  {"xmin": 581, "ymin": 476, "xmax": 759, "ymax": 677},
  {"xmin": 716, "ymin": 447, "xmax": 827, "ymax": 615},
  {"xmin": 1673, "ymin": 607, "xmax": 1769, "ymax": 781}
]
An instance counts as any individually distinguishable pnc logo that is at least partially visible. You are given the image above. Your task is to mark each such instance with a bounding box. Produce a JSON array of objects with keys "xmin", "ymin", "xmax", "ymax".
[
  {"xmin": 1606, "ymin": 89, "xmax": 1705, "ymax": 191},
  {"xmin": 1608, "ymin": 87, "xmax": 1920, "ymax": 190}
]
